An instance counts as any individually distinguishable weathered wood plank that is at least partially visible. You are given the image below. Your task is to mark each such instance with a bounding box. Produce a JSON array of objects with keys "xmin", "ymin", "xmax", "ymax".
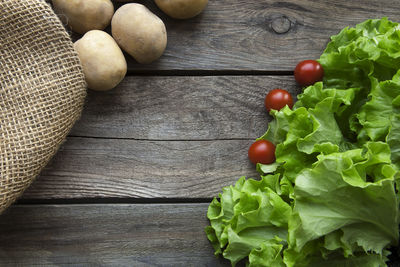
[
  {"xmin": 68, "ymin": 0, "xmax": 400, "ymax": 71},
  {"xmin": 70, "ymin": 76, "xmax": 300, "ymax": 140},
  {"xmin": 27, "ymin": 76, "xmax": 297, "ymax": 199},
  {"xmin": 23, "ymin": 137, "xmax": 258, "ymax": 199},
  {"xmin": 1, "ymin": 204, "xmax": 399, "ymax": 266},
  {"xmin": 0, "ymin": 203, "xmax": 229, "ymax": 266}
]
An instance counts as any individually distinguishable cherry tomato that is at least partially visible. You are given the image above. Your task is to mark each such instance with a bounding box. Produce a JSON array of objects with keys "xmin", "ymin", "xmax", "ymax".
[
  {"xmin": 248, "ymin": 140, "xmax": 276, "ymax": 165},
  {"xmin": 294, "ymin": 60, "xmax": 324, "ymax": 86},
  {"xmin": 265, "ymin": 89, "xmax": 293, "ymax": 112}
]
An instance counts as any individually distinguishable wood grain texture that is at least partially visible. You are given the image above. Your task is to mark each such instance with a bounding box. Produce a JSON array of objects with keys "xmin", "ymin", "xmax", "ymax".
[
  {"xmin": 23, "ymin": 137, "xmax": 258, "ymax": 199},
  {"xmin": 1, "ymin": 204, "xmax": 399, "ymax": 266},
  {"xmin": 26, "ymin": 76, "xmax": 298, "ymax": 199},
  {"xmin": 0, "ymin": 204, "xmax": 229, "ymax": 266},
  {"xmin": 70, "ymin": 75, "xmax": 300, "ymax": 140},
  {"xmin": 8, "ymin": 2, "xmax": 400, "ymax": 266},
  {"xmin": 79, "ymin": 0, "xmax": 400, "ymax": 71}
]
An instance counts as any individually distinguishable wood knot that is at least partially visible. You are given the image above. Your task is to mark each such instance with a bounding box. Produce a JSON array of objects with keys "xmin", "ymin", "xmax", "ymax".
[{"xmin": 271, "ymin": 16, "xmax": 292, "ymax": 34}]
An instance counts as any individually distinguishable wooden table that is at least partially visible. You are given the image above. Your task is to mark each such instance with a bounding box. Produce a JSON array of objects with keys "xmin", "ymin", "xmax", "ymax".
[{"xmin": 1, "ymin": 0, "xmax": 400, "ymax": 266}]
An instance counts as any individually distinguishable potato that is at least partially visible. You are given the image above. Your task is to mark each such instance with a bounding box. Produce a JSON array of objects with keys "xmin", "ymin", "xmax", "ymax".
[
  {"xmin": 112, "ymin": 4, "xmax": 167, "ymax": 64},
  {"xmin": 154, "ymin": 0, "xmax": 208, "ymax": 19},
  {"xmin": 52, "ymin": 0, "xmax": 114, "ymax": 34},
  {"xmin": 74, "ymin": 30, "xmax": 127, "ymax": 91}
]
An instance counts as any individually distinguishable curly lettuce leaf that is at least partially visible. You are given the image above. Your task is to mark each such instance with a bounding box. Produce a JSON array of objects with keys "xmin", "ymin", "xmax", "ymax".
[
  {"xmin": 206, "ymin": 176, "xmax": 292, "ymax": 266},
  {"xmin": 387, "ymin": 114, "xmax": 400, "ymax": 170},
  {"xmin": 319, "ymin": 17, "xmax": 400, "ymax": 89},
  {"xmin": 248, "ymin": 239, "xmax": 286, "ymax": 267},
  {"xmin": 357, "ymin": 73, "xmax": 400, "ymax": 142},
  {"xmin": 289, "ymin": 142, "xmax": 398, "ymax": 254},
  {"xmin": 206, "ymin": 18, "xmax": 400, "ymax": 267}
]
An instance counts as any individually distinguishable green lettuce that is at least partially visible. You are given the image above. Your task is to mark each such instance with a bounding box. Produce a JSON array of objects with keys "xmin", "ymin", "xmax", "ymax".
[
  {"xmin": 206, "ymin": 18, "xmax": 400, "ymax": 266},
  {"xmin": 206, "ymin": 176, "xmax": 291, "ymax": 265}
]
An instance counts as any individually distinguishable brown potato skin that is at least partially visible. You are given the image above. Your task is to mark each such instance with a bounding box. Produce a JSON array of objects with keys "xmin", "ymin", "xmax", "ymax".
[
  {"xmin": 155, "ymin": 0, "xmax": 208, "ymax": 19},
  {"xmin": 112, "ymin": 4, "xmax": 167, "ymax": 64},
  {"xmin": 74, "ymin": 30, "xmax": 127, "ymax": 91},
  {"xmin": 52, "ymin": 0, "xmax": 114, "ymax": 34}
]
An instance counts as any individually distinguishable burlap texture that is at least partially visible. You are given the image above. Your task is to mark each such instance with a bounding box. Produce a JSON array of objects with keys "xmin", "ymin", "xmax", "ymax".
[{"xmin": 0, "ymin": 0, "xmax": 87, "ymax": 213}]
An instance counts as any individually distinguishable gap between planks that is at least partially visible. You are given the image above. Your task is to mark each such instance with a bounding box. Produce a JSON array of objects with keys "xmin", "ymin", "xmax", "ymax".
[
  {"xmin": 67, "ymin": 135, "xmax": 255, "ymax": 142},
  {"xmin": 124, "ymin": 70, "xmax": 294, "ymax": 77},
  {"xmin": 16, "ymin": 197, "xmax": 214, "ymax": 205}
]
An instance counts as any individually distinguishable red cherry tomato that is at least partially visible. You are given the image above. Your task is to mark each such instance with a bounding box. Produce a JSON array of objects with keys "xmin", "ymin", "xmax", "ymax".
[
  {"xmin": 265, "ymin": 89, "xmax": 293, "ymax": 112},
  {"xmin": 294, "ymin": 60, "xmax": 324, "ymax": 86},
  {"xmin": 248, "ymin": 140, "xmax": 276, "ymax": 165}
]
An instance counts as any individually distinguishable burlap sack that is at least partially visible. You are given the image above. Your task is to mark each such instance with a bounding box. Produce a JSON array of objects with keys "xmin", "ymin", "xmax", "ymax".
[{"xmin": 0, "ymin": 0, "xmax": 87, "ymax": 214}]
